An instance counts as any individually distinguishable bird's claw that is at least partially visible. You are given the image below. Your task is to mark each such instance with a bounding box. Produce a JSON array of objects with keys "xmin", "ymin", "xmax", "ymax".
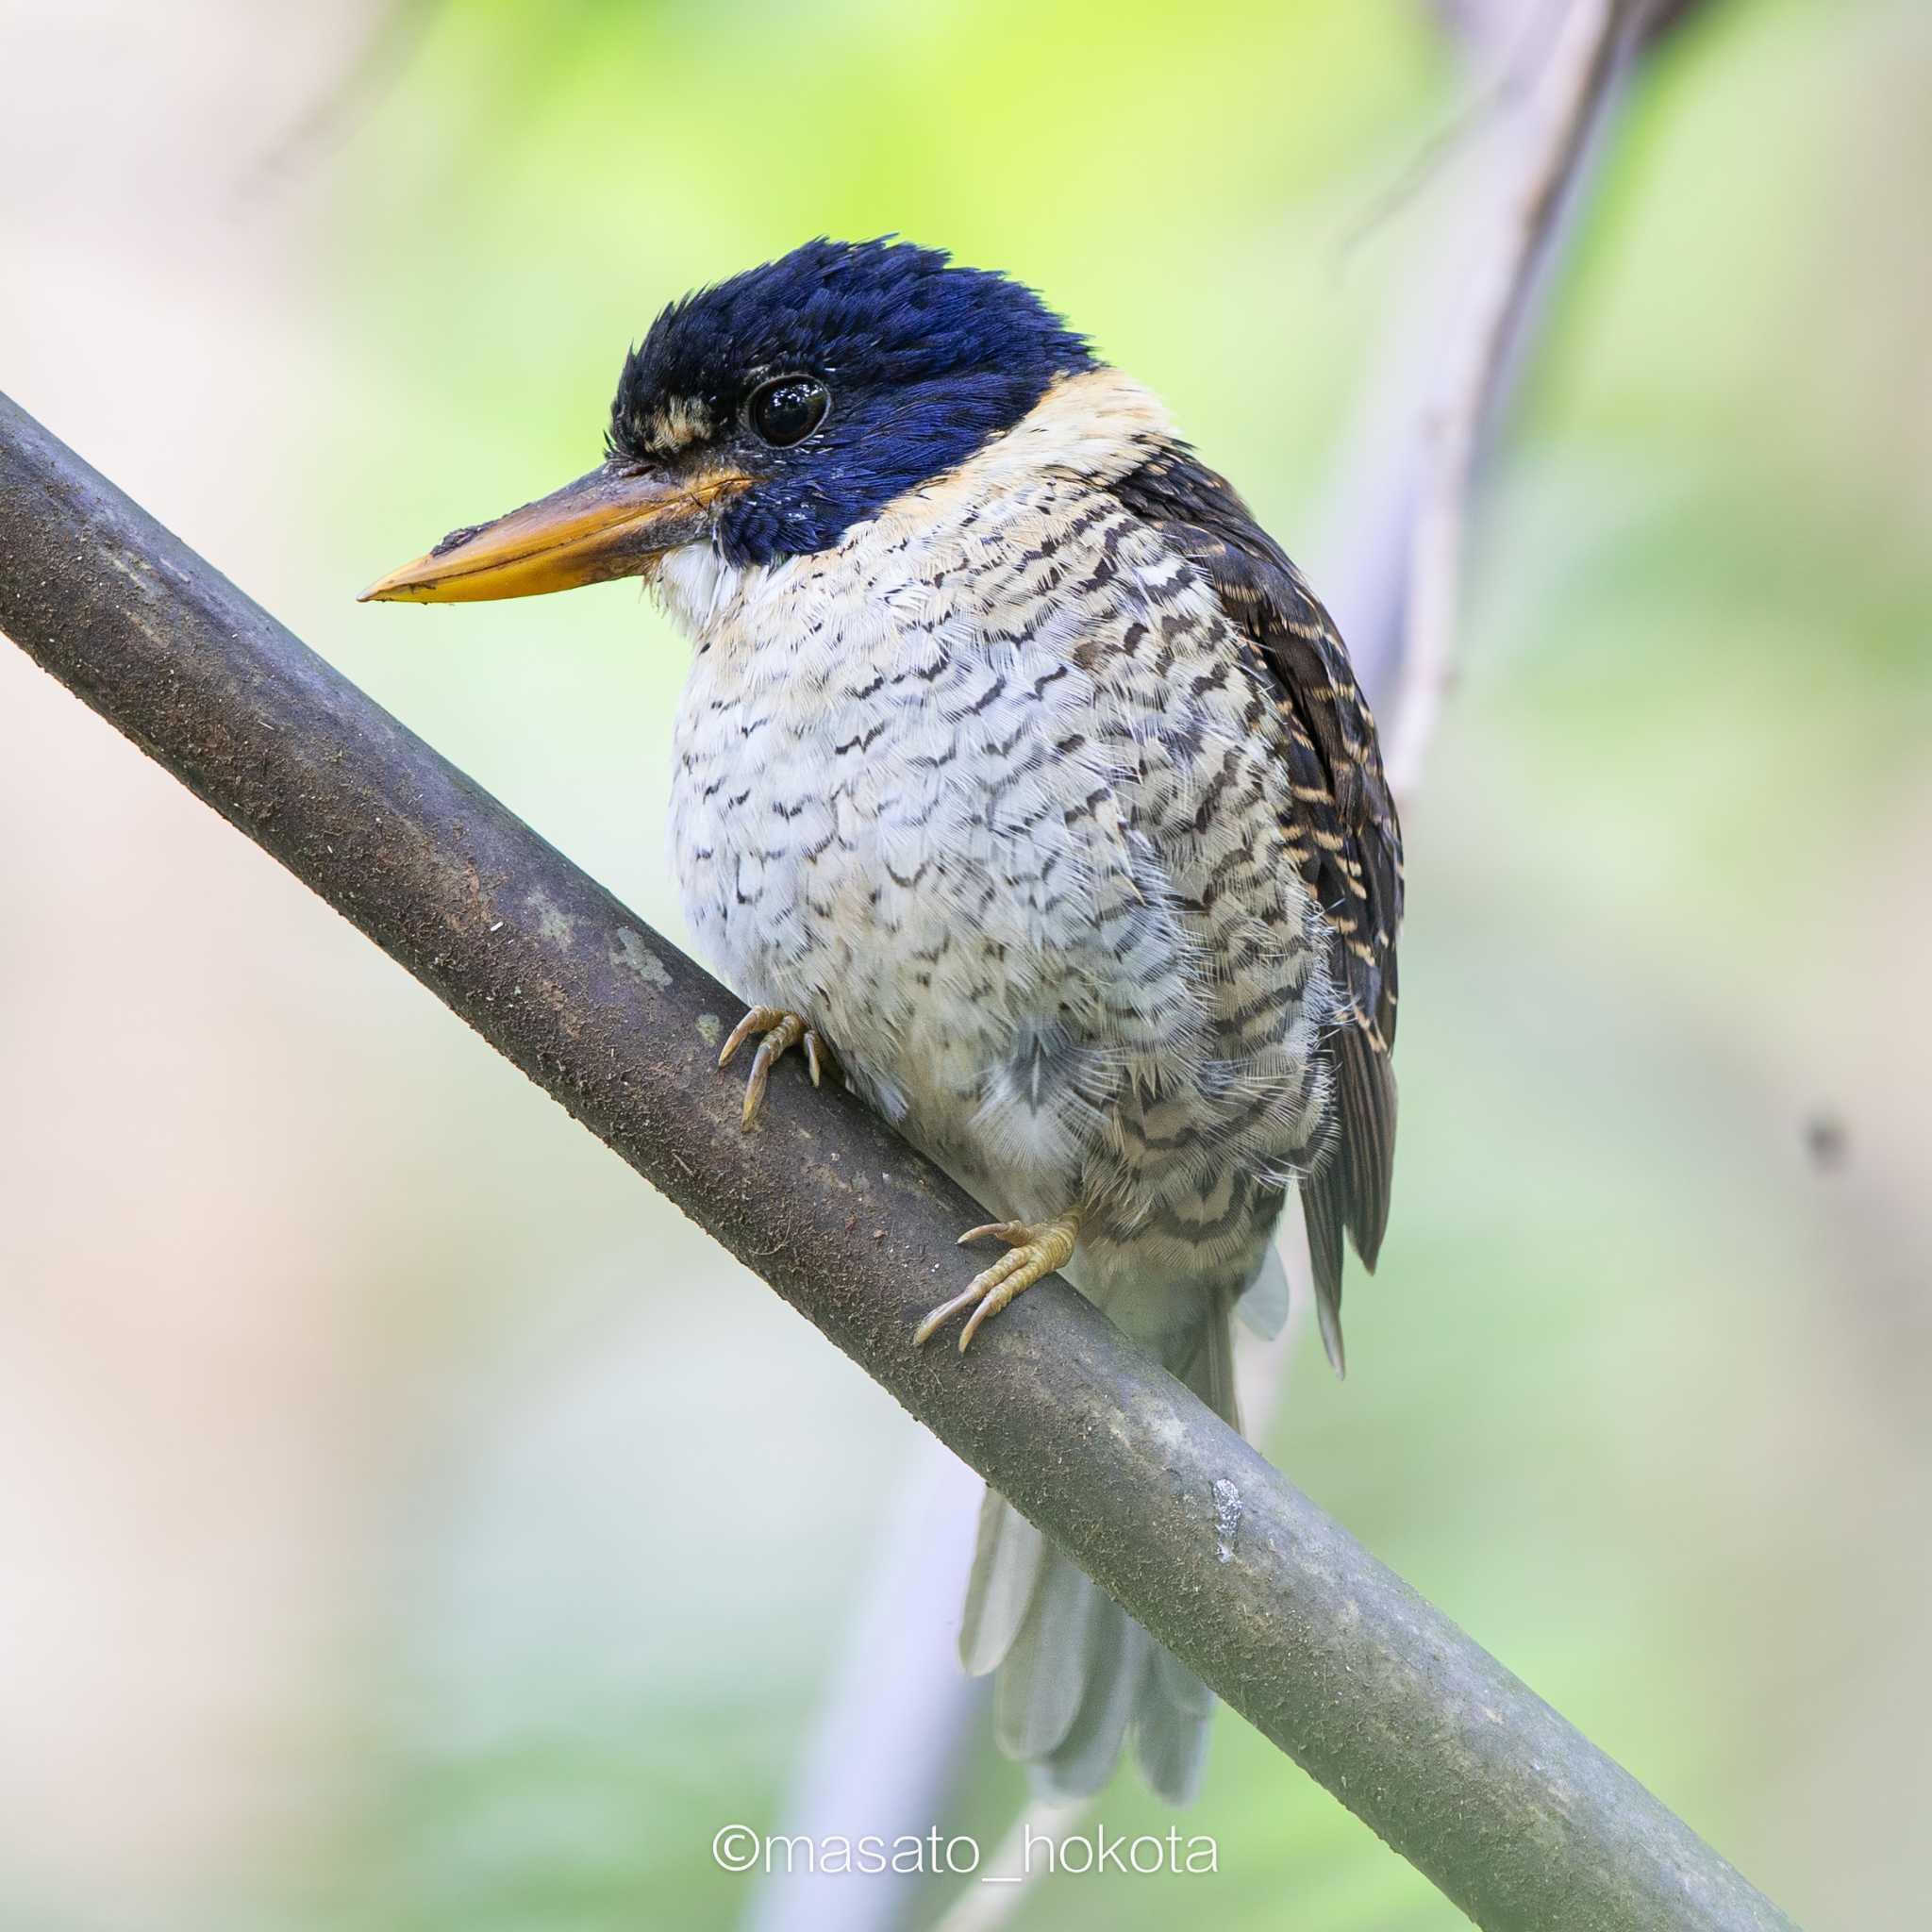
[
  {"xmin": 719, "ymin": 1005, "xmax": 829, "ymax": 1126},
  {"xmin": 913, "ymin": 1214, "xmax": 1080, "ymax": 1352}
]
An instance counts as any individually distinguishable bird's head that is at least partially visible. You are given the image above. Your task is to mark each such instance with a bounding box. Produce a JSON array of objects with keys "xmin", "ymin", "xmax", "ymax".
[{"xmin": 359, "ymin": 238, "xmax": 1094, "ymax": 603}]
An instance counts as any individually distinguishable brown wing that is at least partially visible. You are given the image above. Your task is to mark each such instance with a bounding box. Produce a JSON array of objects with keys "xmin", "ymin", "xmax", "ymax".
[{"xmin": 1112, "ymin": 445, "xmax": 1402, "ymax": 1374}]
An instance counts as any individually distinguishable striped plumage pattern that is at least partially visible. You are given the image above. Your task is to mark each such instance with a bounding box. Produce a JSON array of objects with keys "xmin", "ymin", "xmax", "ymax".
[
  {"xmin": 659, "ymin": 365, "xmax": 1402, "ymax": 1800},
  {"xmin": 1112, "ymin": 448, "xmax": 1402, "ymax": 1374}
]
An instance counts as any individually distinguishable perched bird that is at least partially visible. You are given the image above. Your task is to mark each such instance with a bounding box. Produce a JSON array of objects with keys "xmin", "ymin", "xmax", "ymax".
[{"xmin": 363, "ymin": 238, "xmax": 1402, "ymax": 1804}]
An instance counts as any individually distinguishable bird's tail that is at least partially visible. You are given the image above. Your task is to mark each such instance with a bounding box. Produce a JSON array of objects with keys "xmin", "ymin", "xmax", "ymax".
[{"xmin": 958, "ymin": 1290, "xmax": 1241, "ymax": 1806}]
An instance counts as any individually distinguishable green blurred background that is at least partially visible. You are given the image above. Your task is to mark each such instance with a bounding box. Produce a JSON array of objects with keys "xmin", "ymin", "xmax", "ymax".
[{"xmin": 2, "ymin": 1, "xmax": 1928, "ymax": 1926}]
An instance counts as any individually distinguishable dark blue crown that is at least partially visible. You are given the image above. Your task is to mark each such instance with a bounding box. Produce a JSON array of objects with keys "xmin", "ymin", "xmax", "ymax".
[{"xmin": 609, "ymin": 239, "xmax": 1096, "ymax": 565}]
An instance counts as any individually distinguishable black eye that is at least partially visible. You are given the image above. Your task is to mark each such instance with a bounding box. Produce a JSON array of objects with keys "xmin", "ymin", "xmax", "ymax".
[{"xmin": 747, "ymin": 375, "xmax": 830, "ymax": 448}]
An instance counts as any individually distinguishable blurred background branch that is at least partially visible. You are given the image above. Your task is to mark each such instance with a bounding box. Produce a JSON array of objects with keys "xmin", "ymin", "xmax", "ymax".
[
  {"xmin": 1389, "ymin": 0, "xmax": 1640, "ymax": 802},
  {"xmin": 0, "ymin": 391, "xmax": 1797, "ymax": 1932},
  {"xmin": 1324, "ymin": 0, "xmax": 1692, "ymax": 717}
]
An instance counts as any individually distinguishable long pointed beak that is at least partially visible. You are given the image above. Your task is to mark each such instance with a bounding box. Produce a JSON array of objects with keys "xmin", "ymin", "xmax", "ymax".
[{"xmin": 358, "ymin": 460, "xmax": 748, "ymax": 604}]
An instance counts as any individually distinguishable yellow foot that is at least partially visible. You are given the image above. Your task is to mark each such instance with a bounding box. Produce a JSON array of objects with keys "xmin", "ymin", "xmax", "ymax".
[
  {"xmin": 718, "ymin": 1005, "xmax": 830, "ymax": 1127},
  {"xmin": 913, "ymin": 1214, "xmax": 1080, "ymax": 1353}
]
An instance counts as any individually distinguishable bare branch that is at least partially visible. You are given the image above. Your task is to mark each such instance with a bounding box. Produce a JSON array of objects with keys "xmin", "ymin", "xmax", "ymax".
[
  {"xmin": 1386, "ymin": 0, "xmax": 1640, "ymax": 802},
  {"xmin": 0, "ymin": 391, "xmax": 1798, "ymax": 1932},
  {"xmin": 1432, "ymin": 0, "xmax": 1713, "ymax": 57}
]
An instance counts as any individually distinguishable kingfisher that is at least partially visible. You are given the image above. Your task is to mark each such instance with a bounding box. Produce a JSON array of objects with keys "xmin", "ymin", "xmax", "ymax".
[{"xmin": 362, "ymin": 238, "xmax": 1402, "ymax": 1805}]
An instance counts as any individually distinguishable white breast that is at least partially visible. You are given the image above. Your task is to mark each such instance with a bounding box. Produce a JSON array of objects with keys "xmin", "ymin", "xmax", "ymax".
[{"xmin": 655, "ymin": 367, "xmax": 1311, "ymax": 1244}]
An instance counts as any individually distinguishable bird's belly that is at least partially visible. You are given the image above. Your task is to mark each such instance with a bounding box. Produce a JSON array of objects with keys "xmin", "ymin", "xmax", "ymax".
[
  {"xmin": 660, "ymin": 490, "xmax": 1332, "ymax": 1310},
  {"xmin": 673, "ymin": 702, "xmax": 1321, "ymax": 1318},
  {"xmin": 673, "ymin": 691, "xmax": 1149, "ymax": 1223}
]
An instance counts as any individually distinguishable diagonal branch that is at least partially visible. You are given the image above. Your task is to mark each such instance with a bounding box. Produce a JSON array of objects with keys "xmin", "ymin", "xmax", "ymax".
[{"xmin": 0, "ymin": 391, "xmax": 1797, "ymax": 1932}]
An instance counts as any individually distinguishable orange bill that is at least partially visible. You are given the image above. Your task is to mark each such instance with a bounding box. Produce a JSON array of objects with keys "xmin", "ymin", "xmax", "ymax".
[{"xmin": 358, "ymin": 462, "xmax": 748, "ymax": 604}]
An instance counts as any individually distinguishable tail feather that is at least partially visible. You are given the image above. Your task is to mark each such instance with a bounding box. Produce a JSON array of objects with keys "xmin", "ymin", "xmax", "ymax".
[
  {"xmin": 1235, "ymin": 1239, "xmax": 1291, "ymax": 1340},
  {"xmin": 1037, "ymin": 1602, "xmax": 1143, "ymax": 1798},
  {"xmin": 1133, "ymin": 1654, "xmax": 1212, "ymax": 1806},
  {"xmin": 959, "ymin": 1494, "xmax": 1046, "ymax": 1676},
  {"xmin": 1306, "ymin": 1015, "xmax": 1400, "ymax": 1378},
  {"xmin": 1304, "ymin": 1179, "xmax": 1348, "ymax": 1378},
  {"xmin": 1189, "ymin": 1287, "xmax": 1241, "ymax": 1437},
  {"xmin": 960, "ymin": 1289, "xmax": 1238, "ymax": 1805},
  {"xmin": 1148, "ymin": 1640, "xmax": 1214, "ymax": 1719},
  {"xmin": 992, "ymin": 1550, "xmax": 1098, "ymax": 1758}
]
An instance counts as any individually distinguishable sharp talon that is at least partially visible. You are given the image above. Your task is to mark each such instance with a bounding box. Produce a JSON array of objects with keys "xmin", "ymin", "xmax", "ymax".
[
  {"xmin": 720, "ymin": 1006, "xmax": 818, "ymax": 1126},
  {"xmin": 740, "ymin": 1053, "xmax": 768, "ymax": 1126},
  {"xmin": 915, "ymin": 1213, "xmax": 1079, "ymax": 1350},
  {"xmin": 958, "ymin": 1220, "xmax": 1018, "ymax": 1247},
  {"xmin": 958, "ymin": 1291, "xmax": 1007, "ymax": 1353},
  {"xmin": 720, "ymin": 1004, "xmax": 780, "ymax": 1069},
  {"xmin": 913, "ymin": 1286, "xmax": 982, "ymax": 1347}
]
